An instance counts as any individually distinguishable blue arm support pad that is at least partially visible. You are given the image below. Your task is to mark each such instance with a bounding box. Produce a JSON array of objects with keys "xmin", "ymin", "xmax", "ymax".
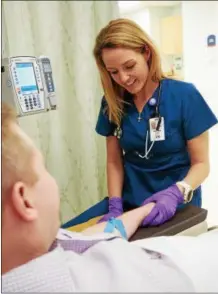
[{"xmin": 104, "ymin": 217, "xmax": 128, "ymax": 240}]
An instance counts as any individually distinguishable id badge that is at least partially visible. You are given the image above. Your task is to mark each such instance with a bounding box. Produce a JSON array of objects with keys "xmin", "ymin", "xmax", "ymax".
[{"xmin": 149, "ymin": 117, "xmax": 165, "ymax": 141}]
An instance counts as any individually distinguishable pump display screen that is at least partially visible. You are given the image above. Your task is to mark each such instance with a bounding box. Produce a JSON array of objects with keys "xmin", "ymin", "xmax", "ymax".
[{"xmin": 16, "ymin": 63, "xmax": 38, "ymax": 94}]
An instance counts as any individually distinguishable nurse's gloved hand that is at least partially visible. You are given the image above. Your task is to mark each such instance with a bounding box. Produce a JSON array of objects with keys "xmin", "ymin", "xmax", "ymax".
[
  {"xmin": 141, "ymin": 184, "xmax": 184, "ymax": 226},
  {"xmin": 97, "ymin": 196, "xmax": 123, "ymax": 223}
]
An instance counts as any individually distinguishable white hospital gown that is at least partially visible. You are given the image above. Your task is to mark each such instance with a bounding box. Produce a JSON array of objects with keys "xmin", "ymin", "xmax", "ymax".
[
  {"xmin": 2, "ymin": 229, "xmax": 194, "ymax": 292},
  {"xmin": 133, "ymin": 229, "xmax": 218, "ymax": 292},
  {"xmin": 2, "ymin": 229, "xmax": 218, "ymax": 292}
]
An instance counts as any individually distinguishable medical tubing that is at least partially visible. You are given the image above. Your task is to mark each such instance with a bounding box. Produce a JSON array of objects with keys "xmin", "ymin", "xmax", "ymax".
[{"xmin": 104, "ymin": 217, "xmax": 128, "ymax": 240}]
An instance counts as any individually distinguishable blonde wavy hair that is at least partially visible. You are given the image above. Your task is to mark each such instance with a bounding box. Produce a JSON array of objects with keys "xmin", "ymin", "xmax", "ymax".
[{"xmin": 93, "ymin": 18, "xmax": 166, "ymax": 126}]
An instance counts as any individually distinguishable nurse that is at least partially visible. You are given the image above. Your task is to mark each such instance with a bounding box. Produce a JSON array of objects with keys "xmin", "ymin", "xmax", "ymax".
[{"xmin": 62, "ymin": 18, "xmax": 217, "ymax": 229}]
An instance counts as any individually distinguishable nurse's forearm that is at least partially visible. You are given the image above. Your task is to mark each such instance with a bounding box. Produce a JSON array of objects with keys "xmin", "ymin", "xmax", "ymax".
[
  {"xmin": 82, "ymin": 203, "xmax": 155, "ymax": 239},
  {"xmin": 179, "ymin": 162, "xmax": 210, "ymax": 190},
  {"xmin": 107, "ymin": 161, "xmax": 124, "ymax": 197},
  {"xmin": 180, "ymin": 131, "xmax": 210, "ymax": 191}
]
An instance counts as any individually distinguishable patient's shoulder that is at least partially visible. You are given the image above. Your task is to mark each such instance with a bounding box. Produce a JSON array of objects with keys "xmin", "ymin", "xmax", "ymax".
[{"xmin": 2, "ymin": 248, "xmax": 76, "ymax": 292}]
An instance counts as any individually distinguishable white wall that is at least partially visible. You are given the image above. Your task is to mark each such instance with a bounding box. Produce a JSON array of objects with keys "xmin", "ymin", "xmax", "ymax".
[
  {"xmin": 120, "ymin": 5, "xmax": 176, "ymax": 47},
  {"xmin": 121, "ymin": 5, "xmax": 181, "ymax": 73},
  {"xmin": 149, "ymin": 6, "xmax": 181, "ymax": 73},
  {"xmin": 149, "ymin": 6, "xmax": 173, "ymax": 47},
  {"xmin": 171, "ymin": 3, "xmax": 182, "ymax": 16},
  {"xmin": 122, "ymin": 9, "xmax": 151, "ymax": 36},
  {"xmin": 182, "ymin": 1, "xmax": 218, "ymax": 226}
]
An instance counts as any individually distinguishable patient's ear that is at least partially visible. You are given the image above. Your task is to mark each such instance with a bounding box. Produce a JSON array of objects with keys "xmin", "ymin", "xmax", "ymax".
[{"xmin": 11, "ymin": 182, "xmax": 38, "ymax": 221}]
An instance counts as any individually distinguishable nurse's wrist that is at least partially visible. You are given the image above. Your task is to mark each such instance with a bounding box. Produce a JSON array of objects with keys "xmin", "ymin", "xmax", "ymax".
[
  {"xmin": 175, "ymin": 181, "xmax": 194, "ymax": 204},
  {"xmin": 109, "ymin": 195, "xmax": 122, "ymax": 198},
  {"xmin": 108, "ymin": 196, "xmax": 123, "ymax": 214},
  {"xmin": 175, "ymin": 183, "xmax": 184, "ymax": 194},
  {"xmin": 109, "ymin": 196, "xmax": 122, "ymax": 201}
]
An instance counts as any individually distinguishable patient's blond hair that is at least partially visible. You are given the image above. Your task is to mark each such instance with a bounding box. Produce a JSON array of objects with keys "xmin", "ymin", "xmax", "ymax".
[
  {"xmin": 93, "ymin": 18, "xmax": 166, "ymax": 126},
  {"xmin": 2, "ymin": 103, "xmax": 38, "ymax": 206}
]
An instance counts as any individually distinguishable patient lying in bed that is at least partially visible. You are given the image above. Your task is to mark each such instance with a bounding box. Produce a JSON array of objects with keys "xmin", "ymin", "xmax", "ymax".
[{"xmin": 2, "ymin": 102, "xmax": 218, "ymax": 292}]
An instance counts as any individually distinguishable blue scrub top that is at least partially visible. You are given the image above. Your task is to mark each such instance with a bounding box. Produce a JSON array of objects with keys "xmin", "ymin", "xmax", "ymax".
[{"xmin": 95, "ymin": 78, "xmax": 218, "ymax": 208}]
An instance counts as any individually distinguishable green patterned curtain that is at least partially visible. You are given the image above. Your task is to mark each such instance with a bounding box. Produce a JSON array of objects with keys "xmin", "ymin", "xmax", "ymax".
[{"xmin": 2, "ymin": 0, "xmax": 119, "ymax": 223}]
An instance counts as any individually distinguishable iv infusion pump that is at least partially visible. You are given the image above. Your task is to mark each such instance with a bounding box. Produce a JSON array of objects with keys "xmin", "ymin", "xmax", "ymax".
[{"xmin": 1, "ymin": 56, "xmax": 57, "ymax": 117}]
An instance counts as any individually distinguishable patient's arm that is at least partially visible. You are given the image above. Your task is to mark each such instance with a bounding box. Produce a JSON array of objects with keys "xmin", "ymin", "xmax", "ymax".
[{"xmin": 82, "ymin": 203, "xmax": 155, "ymax": 240}]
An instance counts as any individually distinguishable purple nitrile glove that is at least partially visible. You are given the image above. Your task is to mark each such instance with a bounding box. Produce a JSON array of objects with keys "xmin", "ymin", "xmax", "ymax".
[
  {"xmin": 141, "ymin": 184, "xmax": 184, "ymax": 227},
  {"xmin": 97, "ymin": 196, "xmax": 123, "ymax": 223}
]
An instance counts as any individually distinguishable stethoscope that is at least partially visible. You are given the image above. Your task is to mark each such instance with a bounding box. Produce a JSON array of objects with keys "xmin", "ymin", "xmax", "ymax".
[
  {"xmin": 136, "ymin": 82, "xmax": 162, "ymax": 159},
  {"xmin": 114, "ymin": 81, "xmax": 163, "ymax": 160}
]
